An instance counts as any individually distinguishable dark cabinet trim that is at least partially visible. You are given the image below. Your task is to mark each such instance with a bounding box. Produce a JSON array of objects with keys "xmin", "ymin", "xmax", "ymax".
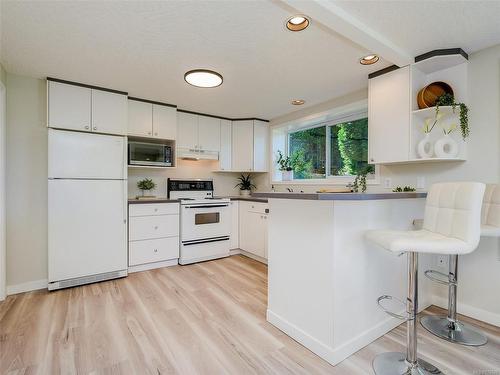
[
  {"xmin": 128, "ymin": 96, "xmax": 177, "ymax": 108},
  {"xmin": 368, "ymin": 65, "xmax": 400, "ymax": 79},
  {"xmin": 177, "ymin": 108, "xmax": 269, "ymax": 123},
  {"xmin": 415, "ymin": 48, "xmax": 468, "ymax": 63},
  {"xmin": 46, "ymin": 77, "xmax": 128, "ymax": 96}
]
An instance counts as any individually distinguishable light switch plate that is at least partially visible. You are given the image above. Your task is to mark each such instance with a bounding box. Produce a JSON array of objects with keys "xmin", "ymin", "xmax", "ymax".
[
  {"xmin": 417, "ymin": 177, "xmax": 426, "ymax": 189},
  {"xmin": 384, "ymin": 178, "xmax": 392, "ymax": 189}
]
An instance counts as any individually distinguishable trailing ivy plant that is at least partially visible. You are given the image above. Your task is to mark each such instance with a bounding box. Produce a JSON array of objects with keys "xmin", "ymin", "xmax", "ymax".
[{"xmin": 435, "ymin": 93, "xmax": 469, "ymax": 140}]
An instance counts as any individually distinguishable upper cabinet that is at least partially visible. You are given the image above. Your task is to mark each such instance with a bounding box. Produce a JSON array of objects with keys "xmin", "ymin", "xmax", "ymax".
[
  {"xmin": 368, "ymin": 49, "xmax": 468, "ymax": 164},
  {"xmin": 48, "ymin": 80, "xmax": 127, "ymax": 136},
  {"xmin": 177, "ymin": 112, "xmax": 220, "ymax": 159},
  {"xmin": 368, "ymin": 66, "xmax": 411, "ymax": 164},
  {"xmin": 127, "ymin": 99, "xmax": 177, "ymax": 140},
  {"xmin": 230, "ymin": 120, "xmax": 269, "ymax": 172},
  {"xmin": 219, "ymin": 119, "xmax": 232, "ymax": 171}
]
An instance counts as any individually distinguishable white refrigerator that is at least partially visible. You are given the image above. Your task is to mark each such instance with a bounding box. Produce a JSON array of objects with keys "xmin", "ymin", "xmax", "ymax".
[{"xmin": 48, "ymin": 129, "xmax": 128, "ymax": 290}]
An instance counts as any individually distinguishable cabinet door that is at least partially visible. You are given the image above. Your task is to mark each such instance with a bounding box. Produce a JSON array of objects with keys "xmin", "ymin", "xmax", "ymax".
[
  {"xmin": 253, "ymin": 120, "xmax": 269, "ymax": 171},
  {"xmin": 91, "ymin": 90, "xmax": 127, "ymax": 135},
  {"xmin": 239, "ymin": 203, "xmax": 266, "ymax": 258},
  {"xmin": 48, "ymin": 81, "xmax": 91, "ymax": 132},
  {"xmin": 368, "ymin": 66, "xmax": 410, "ymax": 163},
  {"xmin": 230, "ymin": 201, "xmax": 239, "ymax": 249},
  {"xmin": 177, "ymin": 112, "xmax": 198, "ymax": 150},
  {"xmin": 153, "ymin": 104, "xmax": 177, "ymax": 140},
  {"xmin": 219, "ymin": 119, "xmax": 232, "ymax": 170},
  {"xmin": 232, "ymin": 120, "xmax": 254, "ymax": 171},
  {"xmin": 198, "ymin": 115, "xmax": 220, "ymax": 152},
  {"xmin": 128, "ymin": 100, "xmax": 152, "ymax": 137},
  {"xmin": 263, "ymin": 213, "xmax": 268, "ymax": 259}
]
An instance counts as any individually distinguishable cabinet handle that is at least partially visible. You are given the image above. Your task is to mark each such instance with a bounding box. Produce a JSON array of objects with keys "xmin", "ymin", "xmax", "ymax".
[
  {"xmin": 370, "ymin": 158, "xmax": 374, "ymax": 162},
  {"xmin": 154, "ymin": 226, "xmax": 158, "ymax": 230},
  {"xmin": 93, "ymin": 126, "xmax": 97, "ymax": 131},
  {"xmin": 154, "ymin": 208, "xmax": 158, "ymax": 212},
  {"xmin": 148, "ymin": 132, "xmax": 151, "ymax": 135},
  {"xmin": 84, "ymin": 125, "xmax": 89, "ymax": 130},
  {"xmin": 154, "ymin": 133, "xmax": 158, "ymax": 136},
  {"xmin": 154, "ymin": 249, "xmax": 158, "ymax": 253}
]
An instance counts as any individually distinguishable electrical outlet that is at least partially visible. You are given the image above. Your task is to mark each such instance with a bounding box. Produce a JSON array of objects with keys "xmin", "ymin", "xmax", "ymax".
[
  {"xmin": 384, "ymin": 178, "xmax": 392, "ymax": 189},
  {"xmin": 436, "ymin": 255, "xmax": 449, "ymax": 272},
  {"xmin": 416, "ymin": 177, "xmax": 426, "ymax": 190}
]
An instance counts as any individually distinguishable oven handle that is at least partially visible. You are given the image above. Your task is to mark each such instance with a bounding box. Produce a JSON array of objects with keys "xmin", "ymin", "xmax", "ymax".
[
  {"xmin": 182, "ymin": 236, "xmax": 230, "ymax": 246},
  {"xmin": 184, "ymin": 204, "xmax": 229, "ymax": 209}
]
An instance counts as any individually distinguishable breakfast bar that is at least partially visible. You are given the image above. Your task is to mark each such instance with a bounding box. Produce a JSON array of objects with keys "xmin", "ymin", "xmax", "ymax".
[{"xmin": 252, "ymin": 192, "xmax": 431, "ymax": 366}]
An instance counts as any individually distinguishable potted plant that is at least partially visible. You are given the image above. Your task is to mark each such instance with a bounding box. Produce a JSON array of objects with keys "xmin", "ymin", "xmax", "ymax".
[
  {"xmin": 235, "ymin": 174, "xmax": 256, "ymax": 196},
  {"xmin": 435, "ymin": 93, "xmax": 469, "ymax": 140},
  {"xmin": 137, "ymin": 178, "xmax": 157, "ymax": 198},
  {"xmin": 276, "ymin": 150, "xmax": 293, "ymax": 181}
]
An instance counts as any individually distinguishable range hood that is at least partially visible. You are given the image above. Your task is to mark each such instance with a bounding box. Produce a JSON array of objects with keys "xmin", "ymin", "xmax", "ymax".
[{"xmin": 177, "ymin": 147, "xmax": 219, "ymax": 161}]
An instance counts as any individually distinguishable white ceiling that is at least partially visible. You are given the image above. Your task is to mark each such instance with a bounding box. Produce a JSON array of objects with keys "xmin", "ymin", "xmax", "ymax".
[
  {"xmin": 1, "ymin": 1, "xmax": 499, "ymax": 120},
  {"xmin": 334, "ymin": 0, "xmax": 500, "ymax": 57}
]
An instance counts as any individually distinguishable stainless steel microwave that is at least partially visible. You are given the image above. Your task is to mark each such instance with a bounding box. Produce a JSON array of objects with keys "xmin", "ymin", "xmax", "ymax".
[{"xmin": 128, "ymin": 141, "xmax": 172, "ymax": 167}]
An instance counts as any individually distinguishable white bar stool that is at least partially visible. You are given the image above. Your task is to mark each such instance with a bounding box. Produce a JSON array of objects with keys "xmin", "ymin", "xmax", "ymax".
[
  {"xmin": 420, "ymin": 184, "xmax": 499, "ymax": 346},
  {"xmin": 366, "ymin": 182, "xmax": 485, "ymax": 375}
]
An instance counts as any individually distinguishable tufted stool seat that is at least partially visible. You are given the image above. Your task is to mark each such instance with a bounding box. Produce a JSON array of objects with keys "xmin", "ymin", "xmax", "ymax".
[
  {"xmin": 366, "ymin": 182, "xmax": 485, "ymax": 375},
  {"xmin": 421, "ymin": 183, "xmax": 499, "ymax": 346}
]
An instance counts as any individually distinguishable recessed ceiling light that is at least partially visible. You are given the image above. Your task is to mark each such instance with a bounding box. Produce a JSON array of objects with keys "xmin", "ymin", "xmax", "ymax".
[
  {"xmin": 291, "ymin": 99, "xmax": 305, "ymax": 105},
  {"xmin": 286, "ymin": 15, "xmax": 310, "ymax": 32},
  {"xmin": 359, "ymin": 54, "xmax": 379, "ymax": 65},
  {"xmin": 184, "ymin": 69, "xmax": 223, "ymax": 88}
]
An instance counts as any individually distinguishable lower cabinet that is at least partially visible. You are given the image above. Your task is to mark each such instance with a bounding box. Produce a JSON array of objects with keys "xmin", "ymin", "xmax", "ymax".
[
  {"xmin": 128, "ymin": 203, "xmax": 180, "ymax": 268},
  {"xmin": 238, "ymin": 201, "xmax": 268, "ymax": 260}
]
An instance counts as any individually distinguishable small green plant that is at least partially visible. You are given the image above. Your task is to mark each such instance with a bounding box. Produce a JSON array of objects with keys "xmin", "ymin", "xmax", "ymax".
[
  {"xmin": 234, "ymin": 174, "xmax": 256, "ymax": 191},
  {"xmin": 435, "ymin": 93, "xmax": 469, "ymax": 140},
  {"xmin": 392, "ymin": 186, "xmax": 416, "ymax": 192},
  {"xmin": 352, "ymin": 173, "xmax": 367, "ymax": 193},
  {"xmin": 137, "ymin": 178, "xmax": 156, "ymax": 192},
  {"xmin": 276, "ymin": 150, "xmax": 292, "ymax": 171}
]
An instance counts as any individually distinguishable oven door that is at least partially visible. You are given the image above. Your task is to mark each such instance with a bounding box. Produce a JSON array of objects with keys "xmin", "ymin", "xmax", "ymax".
[{"xmin": 181, "ymin": 203, "xmax": 231, "ymax": 242}]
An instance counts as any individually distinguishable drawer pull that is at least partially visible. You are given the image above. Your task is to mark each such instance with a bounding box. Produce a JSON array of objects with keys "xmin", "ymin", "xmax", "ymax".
[
  {"xmin": 154, "ymin": 249, "xmax": 158, "ymax": 253},
  {"xmin": 154, "ymin": 208, "xmax": 158, "ymax": 212},
  {"xmin": 154, "ymin": 226, "xmax": 158, "ymax": 230}
]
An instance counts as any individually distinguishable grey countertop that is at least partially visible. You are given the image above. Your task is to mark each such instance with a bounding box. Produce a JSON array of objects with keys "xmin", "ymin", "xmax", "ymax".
[
  {"xmin": 251, "ymin": 192, "xmax": 427, "ymax": 201},
  {"xmin": 128, "ymin": 196, "xmax": 268, "ymax": 204}
]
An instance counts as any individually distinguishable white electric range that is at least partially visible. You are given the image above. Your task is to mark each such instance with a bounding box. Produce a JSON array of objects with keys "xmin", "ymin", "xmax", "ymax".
[{"xmin": 167, "ymin": 179, "xmax": 231, "ymax": 265}]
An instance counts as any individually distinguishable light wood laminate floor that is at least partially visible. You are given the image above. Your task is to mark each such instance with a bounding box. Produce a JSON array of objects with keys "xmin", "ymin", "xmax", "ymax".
[{"xmin": 1, "ymin": 255, "xmax": 500, "ymax": 374}]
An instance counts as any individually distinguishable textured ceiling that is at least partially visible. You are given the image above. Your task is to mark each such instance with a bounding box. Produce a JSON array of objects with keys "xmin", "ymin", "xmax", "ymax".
[
  {"xmin": 0, "ymin": 0, "xmax": 387, "ymax": 120},
  {"xmin": 334, "ymin": 0, "xmax": 500, "ymax": 57}
]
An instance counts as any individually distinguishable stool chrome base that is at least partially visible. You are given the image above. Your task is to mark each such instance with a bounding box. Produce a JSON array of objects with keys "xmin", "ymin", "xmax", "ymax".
[
  {"xmin": 373, "ymin": 352, "xmax": 442, "ymax": 375},
  {"xmin": 420, "ymin": 316, "xmax": 487, "ymax": 346}
]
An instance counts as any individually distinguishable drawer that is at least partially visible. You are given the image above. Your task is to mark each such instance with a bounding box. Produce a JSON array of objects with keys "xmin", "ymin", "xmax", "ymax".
[
  {"xmin": 129, "ymin": 215, "xmax": 179, "ymax": 241},
  {"xmin": 129, "ymin": 237, "xmax": 179, "ymax": 266},
  {"xmin": 129, "ymin": 203, "xmax": 179, "ymax": 217},
  {"xmin": 247, "ymin": 202, "xmax": 269, "ymax": 214}
]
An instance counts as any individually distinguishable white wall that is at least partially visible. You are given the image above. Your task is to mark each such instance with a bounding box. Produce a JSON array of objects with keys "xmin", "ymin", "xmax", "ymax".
[
  {"xmin": 0, "ymin": 64, "xmax": 7, "ymax": 300},
  {"xmin": 4, "ymin": 73, "xmax": 261, "ymax": 291},
  {"xmin": 6, "ymin": 74, "xmax": 48, "ymax": 289},
  {"xmin": 266, "ymin": 44, "xmax": 500, "ymax": 326}
]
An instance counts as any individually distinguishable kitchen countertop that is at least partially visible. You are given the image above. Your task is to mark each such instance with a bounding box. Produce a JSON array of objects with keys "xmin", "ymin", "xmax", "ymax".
[
  {"xmin": 128, "ymin": 196, "xmax": 268, "ymax": 204},
  {"xmin": 216, "ymin": 195, "xmax": 269, "ymax": 203},
  {"xmin": 251, "ymin": 191, "xmax": 427, "ymax": 200}
]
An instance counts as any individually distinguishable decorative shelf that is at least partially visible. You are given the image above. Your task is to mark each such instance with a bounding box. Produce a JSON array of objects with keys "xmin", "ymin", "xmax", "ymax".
[
  {"xmin": 376, "ymin": 157, "xmax": 466, "ymax": 165},
  {"xmin": 412, "ymin": 106, "xmax": 458, "ymax": 118}
]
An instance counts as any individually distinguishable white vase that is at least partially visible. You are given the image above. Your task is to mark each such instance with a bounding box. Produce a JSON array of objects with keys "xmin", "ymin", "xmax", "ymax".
[
  {"xmin": 417, "ymin": 134, "xmax": 433, "ymax": 159},
  {"xmin": 240, "ymin": 189, "xmax": 251, "ymax": 197},
  {"xmin": 434, "ymin": 134, "xmax": 459, "ymax": 158},
  {"xmin": 282, "ymin": 170, "xmax": 294, "ymax": 181}
]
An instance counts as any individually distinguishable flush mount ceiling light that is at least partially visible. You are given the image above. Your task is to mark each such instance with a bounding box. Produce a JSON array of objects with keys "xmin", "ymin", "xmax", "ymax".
[
  {"xmin": 286, "ymin": 15, "xmax": 310, "ymax": 31},
  {"xmin": 184, "ymin": 69, "xmax": 223, "ymax": 88},
  {"xmin": 359, "ymin": 54, "xmax": 379, "ymax": 65},
  {"xmin": 291, "ymin": 99, "xmax": 305, "ymax": 105}
]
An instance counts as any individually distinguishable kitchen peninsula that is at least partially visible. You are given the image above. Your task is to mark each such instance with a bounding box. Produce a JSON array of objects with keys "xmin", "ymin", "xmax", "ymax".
[{"xmin": 252, "ymin": 191, "xmax": 430, "ymax": 366}]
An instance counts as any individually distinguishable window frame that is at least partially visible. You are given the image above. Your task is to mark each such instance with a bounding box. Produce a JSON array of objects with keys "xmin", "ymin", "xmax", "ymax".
[{"xmin": 271, "ymin": 106, "xmax": 379, "ymax": 185}]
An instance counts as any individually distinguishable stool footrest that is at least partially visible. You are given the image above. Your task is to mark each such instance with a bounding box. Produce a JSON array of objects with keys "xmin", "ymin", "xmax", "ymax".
[
  {"xmin": 424, "ymin": 269, "xmax": 456, "ymax": 286},
  {"xmin": 377, "ymin": 295, "xmax": 411, "ymax": 321}
]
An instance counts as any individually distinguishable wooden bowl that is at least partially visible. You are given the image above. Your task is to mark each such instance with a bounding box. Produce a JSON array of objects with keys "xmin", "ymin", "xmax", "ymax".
[{"xmin": 417, "ymin": 81, "xmax": 454, "ymax": 109}]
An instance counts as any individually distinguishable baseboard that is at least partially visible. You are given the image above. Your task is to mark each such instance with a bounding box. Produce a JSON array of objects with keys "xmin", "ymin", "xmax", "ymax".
[
  {"xmin": 230, "ymin": 249, "xmax": 267, "ymax": 264},
  {"xmin": 432, "ymin": 295, "xmax": 500, "ymax": 327},
  {"xmin": 7, "ymin": 279, "xmax": 48, "ymax": 295},
  {"xmin": 267, "ymin": 301, "xmax": 432, "ymax": 367},
  {"xmin": 128, "ymin": 259, "xmax": 178, "ymax": 273}
]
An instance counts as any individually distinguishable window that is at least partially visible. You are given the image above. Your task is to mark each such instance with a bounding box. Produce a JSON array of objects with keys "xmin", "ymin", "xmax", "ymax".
[{"xmin": 283, "ymin": 115, "xmax": 375, "ymax": 181}]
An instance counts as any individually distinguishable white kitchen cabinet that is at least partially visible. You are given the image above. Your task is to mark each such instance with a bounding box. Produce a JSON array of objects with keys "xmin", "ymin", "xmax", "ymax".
[
  {"xmin": 230, "ymin": 200, "xmax": 239, "ymax": 249},
  {"xmin": 153, "ymin": 104, "xmax": 177, "ymax": 140},
  {"xmin": 128, "ymin": 100, "xmax": 177, "ymax": 140},
  {"xmin": 232, "ymin": 120, "xmax": 254, "ymax": 171},
  {"xmin": 48, "ymin": 80, "xmax": 127, "ymax": 136},
  {"xmin": 128, "ymin": 202, "xmax": 180, "ymax": 268},
  {"xmin": 253, "ymin": 120, "xmax": 269, "ymax": 172},
  {"xmin": 219, "ymin": 119, "xmax": 232, "ymax": 171},
  {"xmin": 48, "ymin": 81, "xmax": 91, "ymax": 132},
  {"xmin": 198, "ymin": 115, "xmax": 221, "ymax": 152},
  {"xmin": 177, "ymin": 112, "xmax": 199, "ymax": 150},
  {"xmin": 239, "ymin": 201, "xmax": 268, "ymax": 259},
  {"xmin": 92, "ymin": 89, "xmax": 127, "ymax": 135},
  {"xmin": 368, "ymin": 66, "xmax": 411, "ymax": 164},
  {"xmin": 128, "ymin": 99, "xmax": 152, "ymax": 137}
]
